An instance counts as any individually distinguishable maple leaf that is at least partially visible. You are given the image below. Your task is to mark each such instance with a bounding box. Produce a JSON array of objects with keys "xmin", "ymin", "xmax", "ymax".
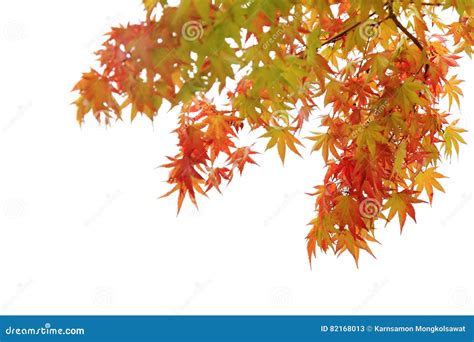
[
  {"xmin": 443, "ymin": 75, "xmax": 464, "ymax": 110},
  {"xmin": 393, "ymin": 79, "xmax": 428, "ymax": 114},
  {"xmin": 293, "ymin": 107, "xmax": 312, "ymax": 132},
  {"xmin": 442, "ymin": 119, "xmax": 467, "ymax": 159},
  {"xmin": 384, "ymin": 190, "xmax": 426, "ymax": 231},
  {"xmin": 161, "ymin": 155, "xmax": 207, "ymax": 213},
  {"xmin": 333, "ymin": 195, "xmax": 365, "ymax": 229},
  {"xmin": 261, "ymin": 127, "xmax": 303, "ymax": 163},
  {"xmin": 200, "ymin": 111, "xmax": 240, "ymax": 161},
  {"xmin": 306, "ymin": 214, "xmax": 337, "ymax": 266},
  {"xmin": 72, "ymin": 69, "xmax": 120, "ymax": 125},
  {"xmin": 161, "ymin": 124, "xmax": 209, "ymax": 213},
  {"xmin": 334, "ymin": 230, "xmax": 376, "ymax": 267},
  {"xmin": 226, "ymin": 147, "xmax": 258, "ymax": 176},
  {"xmin": 205, "ymin": 167, "xmax": 231, "ymax": 193},
  {"xmin": 355, "ymin": 122, "xmax": 387, "ymax": 157},
  {"xmin": 414, "ymin": 167, "xmax": 446, "ymax": 204},
  {"xmin": 391, "ymin": 141, "xmax": 407, "ymax": 178},
  {"xmin": 308, "ymin": 131, "xmax": 341, "ymax": 163}
]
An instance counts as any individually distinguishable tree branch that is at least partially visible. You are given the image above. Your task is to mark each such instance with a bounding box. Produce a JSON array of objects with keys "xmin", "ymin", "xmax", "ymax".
[
  {"xmin": 388, "ymin": 7, "xmax": 424, "ymax": 51},
  {"xmin": 321, "ymin": 12, "xmax": 378, "ymax": 47},
  {"xmin": 320, "ymin": 1, "xmax": 428, "ymax": 52}
]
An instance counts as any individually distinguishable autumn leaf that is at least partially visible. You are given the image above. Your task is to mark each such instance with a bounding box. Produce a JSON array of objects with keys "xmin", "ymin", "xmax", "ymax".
[
  {"xmin": 443, "ymin": 75, "xmax": 464, "ymax": 110},
  {"xmin": 355, "ymin": 122, "xmax": 387, "ymax": 157},
  {"xmin": 72, "ymin": 69, "xmax": 121, "ymax": 125},
  {"xmin": 442, "ymin": 119, "xmax": 467, "ymax": 158},
  {"xmin": 393, "ymin": 79, "xmax": 428, "ymax": 114},
  {"xmin": 391, "ymin": 141, "xmax": 407, "ymax": 177},
  {"xmin": 333, "ymin": 195, "xmax": 365, "ymax": 229},
  {"xmin": 384, "ymin": 190, "xmax": 425, "ymax": 231},
  {"xmin": 414, "ymin": 167, "xmax": 446, "ymax": 204},
  {"xmin": 161, "ymin": 154, "xmax": 207, "ymax": 213},
  {"xmin": 205, "ymin": 166, "xmax": 231, "ymax": 193},
  {"xmin": 261, "ymin": 127, "xmax": 303, "ymax": 163},
  {"xmin": 226, "ymin": 147, "xmax": 258, "ymax": 176},
  {"xmin": 308, "ymin": 131, "xmax": 341, "ymax": 162}
]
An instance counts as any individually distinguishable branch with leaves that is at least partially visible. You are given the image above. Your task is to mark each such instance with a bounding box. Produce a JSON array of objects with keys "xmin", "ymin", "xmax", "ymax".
[{"xmin": 73, "ymin": 0, "xmax": 473, "ymax": 266}]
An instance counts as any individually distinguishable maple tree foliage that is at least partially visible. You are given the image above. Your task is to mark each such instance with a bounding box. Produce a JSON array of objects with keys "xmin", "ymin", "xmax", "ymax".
[{"xmin": 73, "ymin": 0, "xmax": 473, "ymax": 266}]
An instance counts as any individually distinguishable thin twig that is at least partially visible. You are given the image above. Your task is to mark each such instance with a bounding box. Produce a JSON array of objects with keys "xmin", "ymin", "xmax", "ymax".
[
  {"xmin": 389, "ymin": 14, "xmax": 424, "ymax": 50},
  {"xmin": 321, "ymin": 12, "xmax": 378, "ymax": 47},
  {"xmin": 387, "ymin": 1, "xmax": 424, "ymax": 51}
]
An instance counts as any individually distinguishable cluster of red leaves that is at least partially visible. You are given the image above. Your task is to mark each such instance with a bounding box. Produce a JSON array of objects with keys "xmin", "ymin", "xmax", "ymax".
[
  {"xmin": 306, "ymin": 36, "xmax": 468, "ymax": 266},
  {"xmin": 161, "ymin": 101, "xmax": 257, "ymax": 212},
  {"xmin": 73, "ymin": 16, "xmax": 181, "ymax": 124}
]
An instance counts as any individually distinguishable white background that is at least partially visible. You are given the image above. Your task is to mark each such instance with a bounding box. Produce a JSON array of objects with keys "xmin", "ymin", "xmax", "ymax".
[{"xmin": 0, "ymin": 1, "xmax": 472, "ymax": 315}]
